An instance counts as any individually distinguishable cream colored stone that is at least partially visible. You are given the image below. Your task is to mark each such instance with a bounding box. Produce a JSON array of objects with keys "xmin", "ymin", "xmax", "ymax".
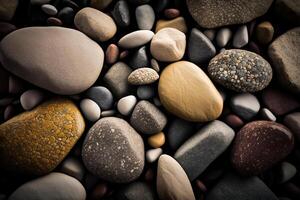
[{"xmin": 155, "ymin": 17, "xmax": 187, "ymax": 33}]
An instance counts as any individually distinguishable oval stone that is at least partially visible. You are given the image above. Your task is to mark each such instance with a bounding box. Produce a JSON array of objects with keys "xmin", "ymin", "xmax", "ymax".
[
  {"xmin": 158, "ymin": 61, "xmax": 223, "ymax": 122},
  {"xmin": 0, "ymin": 99, "xmax": 85, "ymax": 175},
  {"xmin": 0, "ymin": 27, "xmax": 104, "ymax": 95}
]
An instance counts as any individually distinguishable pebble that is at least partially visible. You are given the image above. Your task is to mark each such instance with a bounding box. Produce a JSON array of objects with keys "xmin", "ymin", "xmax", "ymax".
[
  {"xmin": 106, "ymin": 44, "xmax": 119, "ymax": 65},
  {"xmin": 216, "ymin": 28, "xmax": 232, "ymax": 47},
  {"xmin": 74, "ymin": 7, "xmax": 117, "ymax": 42},
  {"xmin": 155, "ymin": 17, "xmax": 187, "ymax": 33},
  {"xmin": 268, "ymin": 27, "xmax": 300, "ymax": 93},
  {"xmin": 118, "ymin": 30, "xmax": 154, "ymax": 49},
  {"xmin": 135, "ymin": 4, "xmax": 155, "ymax": 30},
  {"xmin": 129, "ymin": 46, "xmax": 149, "ymax": 69},
  {"xmin": 284, "ymin": 112, "xmax": 300, "ymax": 141},
  {"xmin": 203, "ymin": 29, "xmax": 216, "ymax": 41},
  {"xmin": 157, "ymin": 154, "xmax": 195, "ymax": 200},
  {"xmin": 0, "ymin": 99, "xmax": 85, "ymax": 175},
  {"xmin": 58, "ymin": 7, "xmax": 75, "ymax": 25},
  {"xmin": 150, "ymin": 28, "xmax": 186, "ymax": 62},
  {"xmin": 60, "ymin": 157, "xmax": 85, "ymax": 181},
  {"xmin": 116, "ymin": 182, "xmax": 156, "ymax": 200},
  {"xmin": 130, "ymin": 100, "xmax": 167, "ymax": 135},
  {"xmin": 159, "ymin": 61, "xmax": 223, "ymax": 122},
  {"xmin": 137, "ymin": 85, "xmax": 155, "ymax": 99},
  {"xmin": 41, "ymin": 4, "xmax": 58, "ymax": 16},
  {"xmin": 0, "ymin": 27, "xmax": 104, "ymax": 95},
  {"xmin": 188, "ymin": 28, "xmax": 216, "ymax": 64},
  {"xmin": 0, "ymin": 22, "xmax": 17, "ymax": 39},
  {"xmin": 82, "ymin": 117, "xmax": 144, "ymax": 183},
  {"xmin": 151, "ymin": 58, "xmax": 160, "ymax": 72},
  {"xmin": 224, "ymin": 114, "xmax": 244, "ymax": 129},
  {"xmin": 112, "ymin": 0, "xmax": 130, "ymax": 27},
  {"xmin": 80, "ymin": 99, "xmax": 101, "ymax": 122},
  {"xmin": 146, "ymin": 148, "xmax": 162, "ymax": 163},
  {"xmin": 3, "ymin": 105, "xmax": 16, "ymax": 121},
  {"xmin": 233, "ymin": 25, "xmax": 249, "ymax": 48},
  {"xmin": 20, "ymin": 89, "xmax": 44, "ymax": 111},
  {"xmin": 0, "ymin": 0, "xmax": 18, "ymax": 21},
  {"xmin": 260, "ymin": 108, "xmax": 276, "ymax": 121},
  {"xmin": 175, "ymin": 120, "xmax": 235, "ymax": 180},
  {"xmin": 90, "ymin": 0, "xmax": 112, "ymax": 10},
  {"xmin": 255, "ymin": 21, "xmax": 274, "ymax": 45},
  {"xmin": 148, "ymin": 132, "xmax": 165, "ymax": 148},
  {"xmin": 230, "ymin": 93, "xmax": 260, "ymax": 121},
  {"xmin": 101, "ymin": 109, "xmax": 115, "ymax": 117},
  {"xmin": 277, "ymin": 162, "xmax": 297, "ymax": 184},
  {"xmin": 47, "ymin": 17, "xmax": 63, "ymax": 26},
  {"xmin": 208, "ymin": 49, "xmax": 273, "ymax": 92},
  {"xmin": 0, "ymin": 97, "xmax": 13, "ymax": 107},
  {"xmin": 8, "ymin": 173, "xmax": 86, "ymax": 200},
  {"xmin": 164, "ymin": 8, "xmax": 180, "ymax": 19},
  {"xmin": 231, "ymin": 121, "xmax": 294, "ymax": 175},
  {"xmin": 117, "ymin": 95, "xmax": 137, "ymax": 116},
  {"xmin": 128, "ymin": 68, "xmax": 159, "ymax": 85},
  {"xmin": 86, "ymin": 86, "xmax": 114, "ymax": 110}
]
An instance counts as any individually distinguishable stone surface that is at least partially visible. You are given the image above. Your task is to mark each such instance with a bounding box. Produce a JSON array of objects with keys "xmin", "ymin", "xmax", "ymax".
[
  {"xmin": 116, "ymin": 182, "xmax": 156, "ymax": 200},
  {"xmin": 8, "ymin": 172, "xmax": 86, "ymax": 200},
  {"xmin": 0, "ymin": 99, "xmax": 85, "ymax": 175},
  {"xmin": 233, "ymin": 25, "xmax": 249, "ymax": 48},
  {"xmin": 224, "ymin": 114, "xmax": 244, "ymax": 129},
  {"xmin": 274, "ymin": 0, "xmax": 300, "ymax": 25},
  {"xmin": 129, "ymin": 46, "xmax": 149, "ymax": 69},
  {"xmin": 155, "ymin": 17, "xmax": 187, "ymax": 33},
  {"xmin": 80, "ymin": 99, "xmax": 101, "ymax": 122},
  {"xmin": 128, "ymin": 68, "xmax": 159, "ymax": 85},
  {"xmin": 150, "ymin": 28, "xmax": 186, "ymax": 62},
  {"xmin": 135, "ymin": 4, "xmax": 155, "ymax": 30},
  {"xmin": 130, "ymin": 100, "xmax": 167, "ymax": 135},
  {"xmin": 112, "ymin": 0, "xmax": 130, "ymax": 27},
  {"xmin": 0, "ymin": 27, "xmax": 104, "ymax": 95},
  {"xmin": 284, "ymin": 112, "xmax": 300, "ymax": 141},
  {"xmin": 58, "ymin": 7, "xmax": 75, "ymax": 25},
  {"xmin": 20, "ymin": 89, "xmax": 44, "ymax": 111},
  {"xmin": 268, "ymin": 28, "xmax": 300, "ymax": 93},
  {"xmin": 230, "ymin": 93, "xmax": 260, "ymax": 120},
  {"xmin": 255, "ymin": 21, "xmax": 274, "ymax": 45},
  {"xmin": 159, "ymin": 61, "xmax": 223, "ymax": 122},
  {"xmin": 186, "ymin": 0, "xmax": 273, "ymax": 28},
  {"xmin": 85, "ymin": 86, "xmax": 114, "ymax": 110},
  {"xmin": 175, "ymin": 120, "xmax": 235, "ymax": 180},
  {"xmin": 118, "ymin": 30, "xmax": 154, "ymax": 49},
  {"xmin": 0, "ymin": 0, "xmax": 19, "ymax": 21},
  {"xmin": 82, "ymin": 117, "xmax": 144, "ymax": 183},
  {"xmin": 146, "ymin": 148, "xmax": 162, "ymax": 163},
  {"xmin": 148, "ymin": 132, "xmax": 165, "ymax": 148},
  {"xmin": 157, "ymin": 154, "xmax": 195, "ymax": 200},
  {"xmin": 90, "ymin": 0, "xmax": 112, "ymax": 10},
  {"xmin": 60, "ymin": 157, "xmax": 85, "ymax": 181},
  {"xmin": 216, "ymin": 28, "xmax": 232, "ymax": 47},
  {"xmin": 164, "ymin": 8, "xmax": 180, "ymax": 19},
  {"xmin": 208, "ymin": 49, "xmax": 273, "ymax": 92},
  {"xmin": 231, "ymin": 121, "xmax": 294, "ymax": 175},
  {"xmin": 117, "ymin": 95, "xmax": 137, "ymax": 116},
  {"xmin": 277, "ymin": 162, "xmax": 297, "ymax": 184},
  {"xmin": 74, "ymin": 7, "xmax": 117, "ymax": 42}
]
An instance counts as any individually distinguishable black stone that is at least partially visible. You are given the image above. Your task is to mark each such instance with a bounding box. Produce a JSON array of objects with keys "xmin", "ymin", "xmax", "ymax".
[
  {"xmin": 129, "ymin": 46, "xmax": 149, "ymax": 69},
  {"xmin": 86, "ymin": 86, "xmax": 114, "ymax": 110},
  {"xmin": 112, "ymin": 0, "xmax": 130, "ymax": 28},
  {"xmin": 116, "ymin": 182, "xmax": 156, "ymax": 200}
]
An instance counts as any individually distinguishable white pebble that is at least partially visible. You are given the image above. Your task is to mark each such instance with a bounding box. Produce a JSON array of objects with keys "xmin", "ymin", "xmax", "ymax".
[
  {"xmin": 261, "ymin": 108, "xmax": 276, "ymax": 121},
  {"xmin": 118, "ymin": 30, "xmax": 154, "ymax": 49},
  {"xmin": 117, "ymin": 95, "xmax": 137, "ymax": 116},
  {"xmin": 80, "ymin": 99, "xmax": 101, "ymax": 122},
  {"xmin": 20, "ymin": 89, "xmax": 44, "ymax": 110},
  {"xmin": 146, "ymin": 148, "xmax": 163, "ymax": 163}
]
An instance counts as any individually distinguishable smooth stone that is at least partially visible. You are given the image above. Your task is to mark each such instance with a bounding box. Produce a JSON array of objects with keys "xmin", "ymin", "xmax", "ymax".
[
  {"xmin": 157, "ymin": 154, "xmax": 195, "ymax": 200},
  {"xmin": 130, "ymin": 100, "xmax": 167, "ymax": 135},
  {"xmin": 175, "ymin": 120, "xmax": 235, "ymax": 180},
  {"xmin": 230, "ymin": 93, "xmax": 260, "ymax": 121},
  {"xmin": 224, "ymin": 114, "xmax": 244, "ymax": 129},
  {"xmin": 0, "ymin": 22, "xmax": 17, "ymax": 39},
  {"xmin": 164, "ymin": 8, "xmax": 180, "ymax": 19},
  {"xmin": 268, "ymin": 28, "xmax": 300, "ymax": 93},
  {"xmin": 203, "ymin": 29, "xmax": 216, "ymax": 41},
  {"xmin": 0, "ymin": 0, "xmax": 18, "ymax": 21},
  {"xmin": 0, "ymin": 97, "xmax": 13, "ymax": 107},
  {"xmin": 82, "ymin": 117, "xmax": 144, "ymax": 183},
  {"xmin": 148, "ymin": 132, "xmax": 165, "ymax": 148},
  {"xmin": 151, "ymin": 28, "xmax": 186, "ymax": 62},
  {"xmin": 206, "ymin": 173, "xmax": 279, "ymax": 200},
  {"xmin": 284, "ymin": 112, "xmax": 300, "ymax": 141},
  {"xmin": 0, "ymin": 65, "xmax": 9, "ymax": 94},
  {"xmin": 255, "ymin": 21, "xmax": 274, "ymax": 45},
  {"xmin": 277, "ymin": 162, "xmax": 297, "ymax": 184},
  {"xmin": 135, "ymin": 4, "xmax": 155, "ymax": 30},
  {"xmin": 90, "ymin": 0, "xmax": 112, "ymax": 10},
  {"xmin": 8, "ymin": 172, "xmax": 86, "ymax": 200},
  {"xmin": 260, "ymin": 108, "xmax": 276, "ymax": 121},
  {"xmin": 80, "ymin": 99, "xmax": 101, "ymax": 122},
  {"xmin": 117, "ymin": 95, "xmax": 137, "ymax": 116},
  {"xmin": 151, "ymin": 58, "xmax": 160, "ymax": 72},
  {"xmin": 159, "ymin": 61, "xmax": 223, "ymax": 122},
  {"xmin": 129, "ymin": 46, "xmax": 149, "ymax": 69},
  {"xmin": 20, "ymin": 89, "xmax": 44, "ymax": 111},
  {"xmin": 58, "ymin": 7, "xmax": 75, "ymax": 25},
  {"xmin": 74, "ymin": 7, "xmax": 117, "ymax": 42},
  {"xmin": 47, "ymin": 17, "xmax": 63, "ymax": 26},
  {"xmin": 118, "ymin": 30, "xmax": 154, "ymax": 49},
  {"xmin": 116, "ymin": 182, "xmax": 156, "ymax": 200},
  {"xmin": 101, "ymin": 110, "xmax": 116, "ymax": 117},
  {"xmin": 0, "ymin": 99, "xmax": 85, "ymax": 175},
  {"xmin": 0, "ymin": 27, "xmax": 104, "ymax": 95},
  {"xmin": 103, "ymin": 62, "xmax": 132, "ymax": 98},
  {"xmin": 146, "ymin": 148, "xmax": 162, "ymax": 163},
  {"xmin": 85, "ymin": 86, "xmax": 114, "ymax": 110},
  {"xmin": 41, "ymin": 4, "xmax": 58, "ymax": 16},
  {"xmin": 112, "ymin": 0, "xmax": 130, "ymax": 27},
  {"xmin": 128, "ymin": 68, "xmax": 159, "ymax": 85},
  {"xmin": 233, "ymin": 25, "xmax": 249, "ymax": 48},
  {"xmin": 106, "ymin": 44, "xmax": 119, "ymax": 65},
  {"xmin": 231, "ymin": 121, "xmax": 294, "ymax": 175},
  {"xmin": 3, "ymin": 104, "xmax": 16, "ymax": 121},
  {"xmin": 8, "ymin": 76, "xmax": 26, "ymax": 94},
  {"xmin": 186, "ymin": 0, "xmax": 273, "ymax": 28},
  {"xmin": 137, "ymin": 85, "xmax": 155, "ymax": 99},
  {"xmin": 188, "ymin": 28, "xmax": 216, "ymax": 64},
  {"xmin": 274, "ymin": 0, "xmax": 300, "ymax": 25},
  {"xmin": 208, "ymin": 49, "xmax": 273, "ymax": 92},
  {"xmin": 60, "ymin": 157, "xmax": 85, "ymax": 181},
  {"xmin": 216, "ymin": 28, "xmax": 232, "ymax": 47},
  {"xmin": 155, "ymin": 17, "xmax": 187, "ymax": 33},
  {"xmin": 31, "ymin": 0, "xmax": 51, "ymax": 5}
]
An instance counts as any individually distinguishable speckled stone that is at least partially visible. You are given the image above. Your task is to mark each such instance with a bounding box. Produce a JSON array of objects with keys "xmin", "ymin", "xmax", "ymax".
[
  {"xmin": 231, "ymin": 121, "xmax": 294, "ymax": 175},
  {"xmin": 82, "ymin": 117, "xmax": 144, "ymax": 183},
  {"xmin": 186, "ymin": 0, "xmax": 273, "ymax": 28},
  {"xmin": 208, "ymin": 49, "xmax": 273, "ymax": 92},
  {"xmin": 128, "ymin": 68, "xmax": 159, "ymax": 85},
  {"xmin": 0, "ymin": 99, "xmax": 85, "ymax": 175}
]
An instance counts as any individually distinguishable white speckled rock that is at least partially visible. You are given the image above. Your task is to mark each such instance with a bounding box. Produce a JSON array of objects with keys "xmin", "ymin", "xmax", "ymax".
[
  {"xmin": 117, "ymin": 95, "xmax": 137, "ymax": 116},
  {"xmin": 80, "ymin": 99, "xmax": 101, "ymax": 122},
  {"xmin": 118, "ymin": 30, "xmax": 154, "ymax": 49},
  {"xmin": 20, "ymin": 89, "xmax": 44, "ymax": 111}
]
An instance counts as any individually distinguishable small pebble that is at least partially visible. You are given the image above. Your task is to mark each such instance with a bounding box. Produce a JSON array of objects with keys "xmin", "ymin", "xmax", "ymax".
[
  {"xmin": 86, "ymin": 86, "xmax": 114, "ymax": 110},
  {"xmin": 118, "ymin": 30, "xmax": 154, "ymax": 49},
  {"xmin": 112, "ymin": 0, "xmax": 130, "ymax": 27},
  {"xmin": 80, "ymin": 99, "xmax": 101, "ymax": 122},
  {"xmin": 129, "ymin": 46, "xmax": 149, "ymax": 69},
  {"xmin": 146, "ymin": 148, "xmax": 162, "ymax": 163},
  {"xmin": 164, "ymin": 8, "xmax": 180, "ymax": 19},
  {"xmin": 260, "ymin": 108, "xmax": 276, "ymax": 121},
  {"xmin": 135, "ymin": 4, "xmax": 155, "ymax": 30},
  {"xmin": 58, "ymin": 7, "xmax": 75, "ymax": 25},
  {"xmin": 128, "ymin": 67, "xmax": 159, "ymax": 85},
  {"xmin": 255, "ymin": 21, "xmax": 274, "ymax": 45},
  {"xmin": 101, "ymin": 110, "xmax": 116, "ymax": 117},
  {"xmin": 41, "ymin": 4, "xmax": 58, "ymax": 16},
  {"xmin": 150, "ymin": 58, "xmax": 160, "ymax": 72},
  {"xmin": 106, "ymin": 44, "xmax": 119, "ymax": 65},
  {"xmin": 233, "ymin": 25, "xmax": 249, "ymax": 48},
  {"xmin": 203, "ymin": 29, "xmax": 216, "ymax": 41},
  {"xmin": 117, "ymin": 95, "xmax": 137, "ymax": 116},
  {"xmin": 137, "ymin": 85, "xmax": 155, "ymax": 99},
  {"xmin": 20, "ymin": 89, "xmax": 44, "ymax": 111},
  {"xmin": 148, "ymin": 132, "xmax": 165, "ymax": 148},
  {"xmin": 90, "ymin": 183, "xmax": 108, "ymax": 200},
  {"xmin": 47, "ymin": 17, "xmax": 63, "ymax": 26},
  {"xmin": 216, "ymin": 28, "xmax": 232, "ymax": 47}
]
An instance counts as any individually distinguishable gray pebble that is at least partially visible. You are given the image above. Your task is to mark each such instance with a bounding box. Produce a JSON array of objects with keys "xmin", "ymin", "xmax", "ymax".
[
  {"xmin": 41, "ymin": 4, "xmax": 58, "ymax": 16},
  {"xmin": 277, "ymin": 162, "xmax": 297, "ymax": 184},
  {"xmin": 216, "ymin": 28, "xmax": 232, "ymax": 47},
  {"xmin": 117, "ymin": 95, "xmax": 137, "ymax": 116},
  {"xmin": 80, "ymin": 99, "xmax": 101, "ymax": 122},
  {"xmin": 20, "ymin": 89, "xmax": 44, "ymax": 111},
  {"xmin": 137, "ymin": 85, "xmax": 155, "ymax": 100},
  {"xmin": 230, "ymin": 93, "xmax": 260, "ymax": 120},
  {"xmin": 60, "ymin": 157, "xmax": 85, "ymax": 181},
  {"xmin": 129, "ymin": 46, "xmax": 149, "ymax": 69},
  {"xmin": 233, "ymin": 25, "xmax": 249, "ymax": 48},
  {"xmin": 86, "ymin": 86, "xmax": 113, "ymax": 110},
  {"xmin": 135, "ymin": 4, "xmax": 155, "ymax": 30}
]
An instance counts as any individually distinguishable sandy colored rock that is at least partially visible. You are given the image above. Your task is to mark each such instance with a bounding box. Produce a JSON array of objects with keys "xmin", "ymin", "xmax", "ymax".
[
  {"xmin": 0, "ymin": 99, "xmax": 85, "ymax": 175},
  {"xmin": 128, "ymin": 68, "xmax": 159, "ymax": 85},
  {"xmin": 155, "ymin": 17, "xmax": 187, "ymax": 33},
  {"xmin": 158, "ymin": 61, "xmax": 223, "ymax": 122}
]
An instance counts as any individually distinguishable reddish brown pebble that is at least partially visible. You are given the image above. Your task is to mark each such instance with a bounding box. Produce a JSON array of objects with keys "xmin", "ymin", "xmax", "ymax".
[
  {"xmin": 224, "ymin": 114, "xmax": 244, "ymax": 129},
  {"xmin": 105, "ymin": 44, "xmax": 119, "ymax": 64},
  {"xmin": 0, "ymin": 22, "xmax": 16, "ymax": 39},
  {"xmin": 164, "ymin": 8, "xmax": 180, "ymax": 19},
  {"xmin": 195, "ymin": 179, "xmax": 207, "ymax": 193},
  {"xmin": 47, "ymin": 17, "xmax": 63, "ymax": 26},
  {"xmin": 119, "ymin": 50, "xmax": 129, "ymax": 59},
  {"xmin": 91, "ymin": 183, "xmax": 108, "ymax": 200}
]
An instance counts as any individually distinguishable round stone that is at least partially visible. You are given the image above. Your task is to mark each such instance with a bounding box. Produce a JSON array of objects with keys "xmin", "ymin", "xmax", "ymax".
[
  {"xmin": 255, "ymin": 21, "xmax": 274, "ymax": 45},
  {"xmin": 146, "ymin": 148, "xmax": 162, "ymax": 163},
  {"xmin": 128, "ymin": 67, "xmax": 159, "ymax": 85},
  {"xmin": 233, "ymin": 25, "xmax": 249, "ymax": 48},
  {"xmin": 118, "ymin": 30, "xmax": 154, "ymax": 49},
  {"xmin": 105, "ymin": 44, "xmax": 119, "ymax": 65},
  {"xmin": 129, "ymin": 46, "xmax": 149, "ymax": 69},
  {"xmin": 80, "ymin": 99, "xmax": 101, "ymax": 122},
  {"xmin": 216, "ymin": 28, "xmax": 232, "ymax": 47},
  {"xmin": 20, "ymin": 89, "xmax": 44, "ymax": 111},
  {"xmin": 148, "ymin": 132, "xmax": 165, "ymax": 148},
  {"xmin": 112, "ymin": 0, "xmax": 130, "ymax": 27},
  {"xmin": 137, "ymin": 85, "xmax": 155, "ymax": 100},
  {"xmin": 85, "ymin": 86, "xmax": 114, "ymax": 110},
  {"xmin": 117, "ymin": 95, "xmax": 137, "ymax": 116},
  {"xmin": 135, "ymin": 4, "xmax": 155, "ymax": 30},
  {"xmin": 58, "ymin": 7, "xmax": 75, "ymax": 25},
  {"xmin": 41, "ymin": 4, "xmax": 58, "ymax": 16},
  {"xmin": 158, "ymin": 61, "xmax": 223, "ymax": 122}
]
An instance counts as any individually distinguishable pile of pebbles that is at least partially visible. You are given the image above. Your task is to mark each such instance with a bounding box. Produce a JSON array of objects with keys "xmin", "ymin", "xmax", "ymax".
[{"xmin": 0, "ymin": 0, "xmax": 299, "ymax": 199}]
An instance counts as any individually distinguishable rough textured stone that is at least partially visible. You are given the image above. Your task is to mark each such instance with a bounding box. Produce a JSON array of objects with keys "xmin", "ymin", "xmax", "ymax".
[{"xmin": 128, "ymin": 68, "xmax": 159, "ymax": 85}]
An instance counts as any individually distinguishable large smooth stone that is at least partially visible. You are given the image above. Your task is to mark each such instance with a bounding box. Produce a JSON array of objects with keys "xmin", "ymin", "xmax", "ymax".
[
  {"xmin": 158, "ymin": 61, "xmax": 223, "ymax": 122},
  {"xmin": 8, "ymin": 172, "xmax": 86, "ymax": 200},
  {"xmin": 0, "ymin": 27, "xmax": 104, "ymax": 95},
  {"xmin": 186, "ymin": 0, "xmax": 273, "ymax": 28},
  {"xmin": 231, "ymin": 121, "xmax": 294, "ymax": 175},
  {"xmin": 174, "ymin": 120, "xmax": 235, "ymax": 180},
  {"xmin": 0, "ymin": 99, "xmax": 85, "ymax": 175},
  {"xmin": 82, "ymin": 117, "xmax": 144, "ymax": 183}
]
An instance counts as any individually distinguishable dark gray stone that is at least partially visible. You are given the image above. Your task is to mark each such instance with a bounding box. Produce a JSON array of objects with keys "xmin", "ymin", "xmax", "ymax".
[
  {"xmin": 86, "ymin": 86, "xmax": 113, "ymax": 110},
  {"xmin": 112, "ymin": 0, "xmax": 130, "ymax": 28},
  {"xmin": 137, "ymin": 85, "xmax": 155, "ymax": 100},
  {"xmin": 129, "ymin": 46, "xmax": 149, "ymax": 69},
  {"xmin": 58, "ymin": 7, "xmax": 75, "ymax": 25},
  {"xmin": 0, "ymin": 65, "xmax": 9, "ymax": 94}
]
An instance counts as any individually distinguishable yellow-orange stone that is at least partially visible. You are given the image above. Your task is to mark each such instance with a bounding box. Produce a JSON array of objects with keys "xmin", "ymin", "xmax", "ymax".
[
  {"xmin": 148, "ymin": 132, "xmax": 166, "ymax": 148},
  {"xmin": 158, "ymin": 61, "xmax": 223, "ymax": 122},
  {"xmin": 0, "ymin": 98, "xmax": 85, "ymax": 175}
]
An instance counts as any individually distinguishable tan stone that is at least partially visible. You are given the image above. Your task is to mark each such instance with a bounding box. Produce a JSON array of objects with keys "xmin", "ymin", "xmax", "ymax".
[
  {"xmin": 0, "ymin": 98, "xmax": 85, "ymax": 175},
  {"xmin": 155, "ymin": 17, "xmax": 187, "ymax": 33},
  {"xmin": 158, "ymin": 61, "xmax": 223, "ymax": 122},
  {"xmin": 148, "ymin": 132, "xmax": 165, "ymax": 148}
]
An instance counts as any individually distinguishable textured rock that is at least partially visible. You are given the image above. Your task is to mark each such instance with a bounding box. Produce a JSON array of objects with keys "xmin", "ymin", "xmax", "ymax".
[
  {"xmin": 0, "ymin": 27, "xmax": 104, "ymax": 95},
  {"xmin": 128, "ymin": 68, "xmax": 159, "ymax": 85},
  {"xmin": 135, "ymin": 4, "xmax": 155, "ymax": 30},
  {"xmin": 230, "ymin": 93, "xmax": 260, "ymax": 120},
  {"xmin": 0, "ymin": 99, "xmax": 85, "ymax": 175},
  {"xmin": 0, "ymin": 0, "xmax": 19, "ymax": 21},
  {"xmin": 159, "ymin": 61, "xmax": 223, "ymax": 122},
  {"xmin": 118, "ymin": 30, "xmax": 154, "ymax": 49},
  {"xmin": 155, "ymin": 17, "xmax": 187, "ymax": 33}
]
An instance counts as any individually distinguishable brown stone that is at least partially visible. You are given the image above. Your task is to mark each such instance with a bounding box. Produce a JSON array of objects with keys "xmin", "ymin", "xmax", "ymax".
[
  {"xmin": 255, "ymin": 21, "xmax": 274, "ymax": 45},
  {"xmin": 148, "ymin": 132, "xmax": 165, "ymax": 148},
  {"xmin": 155, "ymin": 17, "xmax": 187, "ymax": 33},
  {"xmin": 164, "ymin": 8, "xmax": 180, "ymax": 19},
  {"xmin": 105, "ymin": 44, "xmax": 119, "ymax": 64}
]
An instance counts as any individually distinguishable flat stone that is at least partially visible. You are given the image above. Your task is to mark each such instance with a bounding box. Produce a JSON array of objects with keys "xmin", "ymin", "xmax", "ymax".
[
  {"xmin": 0, "ymin": 99, "xmax": 85, "ymax": 175},
  {"xmin": 284, "ymin": 112, "xmax": 300, "ymax": 141},
  {"xmin": 112, "ymin": 0, "xmax": 130, "ymax": 27},
  {"xmin": 129, "ymin": 46, "xmax": 149, "ymax": 69},
  {"xmin": 82, "ymin": 117, "xmax": 144, "ymax": 183},
  {"xmin": 90, "ymin": 0, "xmax": 112, "ymax": 10},
  {"xmin": 118, "ymin": 30, "xmax": 154, "ymax": 49},
  {"xmin": 155, "ymin": 17, "xmax": 187, "ymax": 33},
  {"xmin": 0, "ymin": 27, "xmax": 104, "ymax": 95},
  {"xmin": 175, "ymin": 120, "xmax": 235, "ymax": 180},
  {"xmin": 116, "ymin": 182, "xmax": 156, "ymax": 200},
  {"xmin": 117, "ymin": 95, "xmax": 137, "ymax": 116},
  {"xmin": 135, "ymin": 4, "xmax": 155, "ymax": 30},
  {"xmin": 159, "ymin": 61, "xmax": 223, "ymax": 122},
  {"xmin": 128, "ymin": 68, "xmax": 159, "ymax": 85},
  {"xmin": 85, "ymin": 86, "xmax": 114, "ymax": 110},
  {"xmin": 216, "ymin": 28, "xmax": 232, "ymax": 47},
  {"xmin": 0, "ymin": 0, "xmax": 19, "ymax": 21},
  {"xmin": 233, "ymin": 25, "xmax": 249, "ymax": 48},
  {"xmin": 255, "ymin": 21, "xmax": 274, "ymax": 45},
  {"xmin": 231, "ymin": 121, "xmax": 294, "ymax": 175},
  {"xmin": 20, "ymin": 89, "xmax": 44, "ymax": 111},
  {"xmin": 80, "ymin": 98, "xmax": 101, "ymax": 122},
  {"xmin": 230, "ymin": 93, "xmax": 260, "ymax": 120},
  {"xmin": 146, "ymin": 148, "xmax": 162, "ymax": 163},
  {"xmin": 60, "ymin": 157, "xmax": 85, "ymax": 181}
]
